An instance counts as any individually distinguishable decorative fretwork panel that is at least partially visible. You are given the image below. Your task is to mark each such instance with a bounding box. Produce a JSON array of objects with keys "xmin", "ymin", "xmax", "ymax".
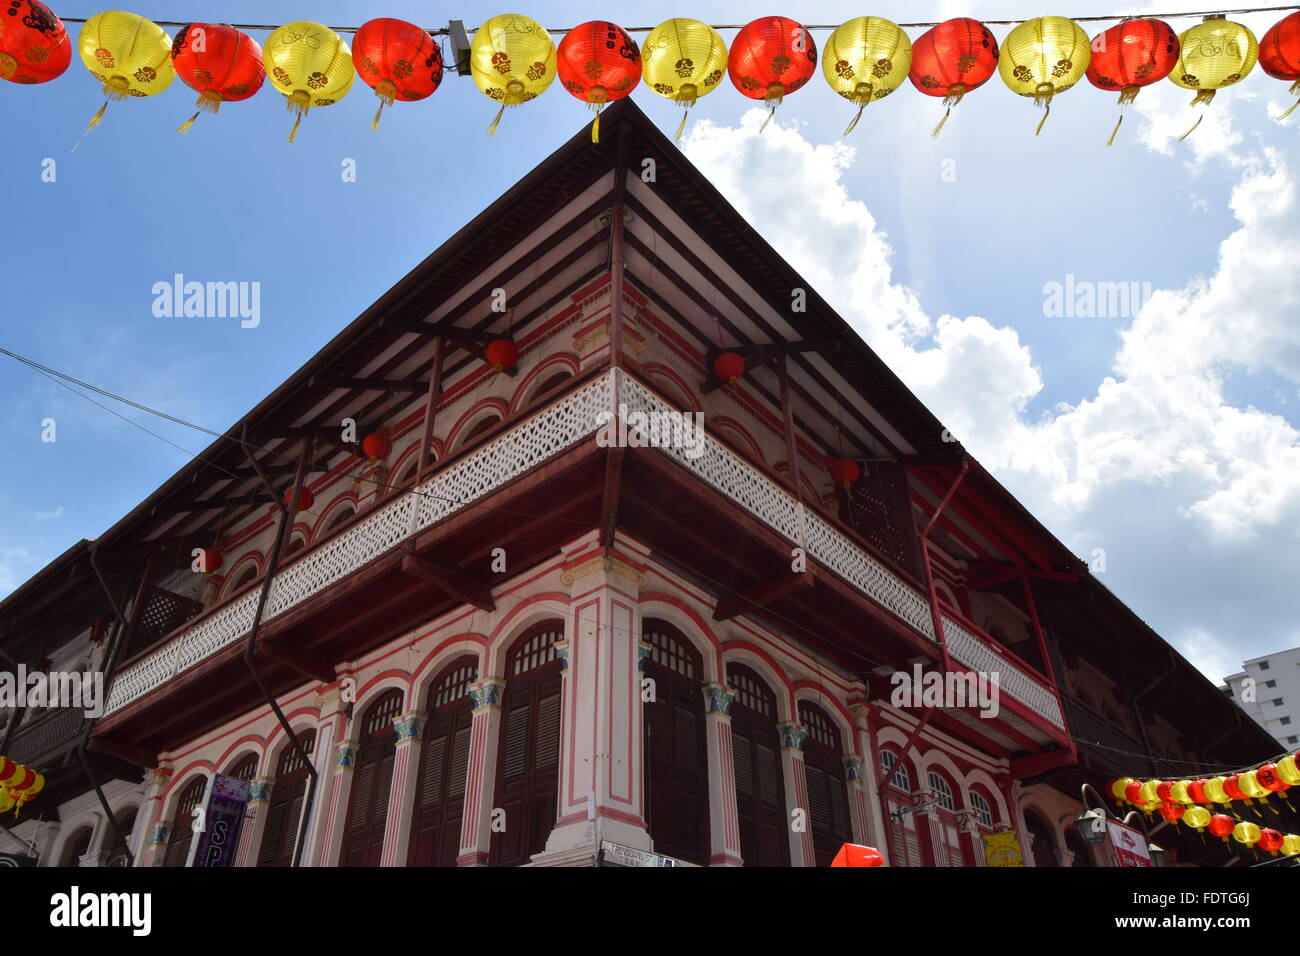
[
  {"xmin": 132, "ymin": 586, "xmax": 205, "ymax": 655},
  {"xmin": 846, "ymin": 460, "xmax": 923, "ymax": 581},
  {"xmin": 941, "ymin": 616, "xmax": 1064, "ymax": 727}
]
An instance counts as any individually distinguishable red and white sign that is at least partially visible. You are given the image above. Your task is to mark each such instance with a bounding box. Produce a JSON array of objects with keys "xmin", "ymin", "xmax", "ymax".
[{"xmin": 1107, "ymin": 819, "xmax": 1152, "ymax": 867}]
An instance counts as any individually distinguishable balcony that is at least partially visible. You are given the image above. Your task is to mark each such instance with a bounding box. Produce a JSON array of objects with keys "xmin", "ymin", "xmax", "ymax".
[
  {"xmin": 101, "ymin": 367, "xmax": 1065, "ymax": 740},
  {"xmin": 4, "ymin": 707, "xmax": 86, "ymax": 766}
]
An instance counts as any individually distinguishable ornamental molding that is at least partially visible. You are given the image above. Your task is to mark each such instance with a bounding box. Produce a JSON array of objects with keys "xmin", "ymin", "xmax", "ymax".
[
  {"xmin": 554, "ymin": 640, "xmax": 570, "ymax": 672},
  {"xmin": 778, "ymin": 722, "xmax": 808, "ymax": 752},
  {"xmin": 702, "ymin": 682, "xmax": 737, "ymax": 715},
  {"xmin": 393, "ymin": 712, "xmax": 425, "ymax": 743},
  {"xmin": 469, "ymin": 679, "xmax": 506, "ymax": 710},
  {"xmin": 559, "ymin": 553, "xmax": 648, "ymax": 589},
  {"xmin": 843, "ymin": 755, "xmax": 863, "ymax": 782},
  {"xmin": 148, "ymin": 823, "xmax": 169, "ymax": 846},
  {"xmin": 637, "ymin": 641, "xmax": 652, "ymax": 672},
  {"xmin": 335, "ymin": 740, "xmax": 358, "ymax": 769}
]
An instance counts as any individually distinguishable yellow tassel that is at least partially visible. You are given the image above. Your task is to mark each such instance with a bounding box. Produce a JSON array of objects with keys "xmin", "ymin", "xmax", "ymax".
[
  {"xmin": 674, "ymin": 108, "xmax": 688, "ymax": 143},
  {"xmin": 760, "ymin": 102, "xmax": 777, "ymax": 133},
  {"xmin": 591, "ymin": 108, "xmax": 601, "ymax": 143},
  {"xmin": 931, "ymin": 107, "xmax": 951, "ymax": 138},
  {"xmin": 844, "ymin": 103, "xmax": 866, "ymax": 135},
  {"xmin": 1190, "ymin": 89, "xmax": 1216, "ymax": 106},
  {"xmin": 1117, "ymin": 85, "xmax": 1141, "ymax": 106},
  {"xmin": 196, "ymin": 89, "xmax": 222, "ymax": 114},
  {"xmin": 1178, "ymin": 113, "xmax": 1204, "ymax": 141},
  {"xmin": 176, "ymin": 111, "xmax": 201, "ymax": 135},
  {"xmin": 287, "ymin": 112, "xmax": 303, "ymax": 144},
  {"xmin": 71, "ymin": 101, "xmax": 108, "ymax": 152},
  {"xmin": 942, "ymin": 86, "xmax": 967, "ymax": 108},
  {"xmin": 372, "ymin": 100, "xmax": 386, "ymax": 131},
  {"xmin": 1107, "ymin": 112, "xmax": 1123, "ymax": 147},
  {"xmin": 102, "ymin": 75, "xmax": 130, "ymax": 102},
  {"xmin": 1278, "ymin": 99, "xmax": 1300, "ymax": 121},
  {"xmin": 372, "ymin": 81, "xmax": 396, "ymax": 131},
  {"xmin": 1035, "ymin": 101, "xmax": 1051, "ymax": 136},
  {"xmin": 487, "ymin": 103, "xmax": 505, "ymax": 136}
]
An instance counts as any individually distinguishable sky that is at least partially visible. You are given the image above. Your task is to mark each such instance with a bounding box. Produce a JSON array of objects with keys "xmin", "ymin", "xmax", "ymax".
[{"xmin": 1, "ymin": 1, "xmax": 1297, "ymax": 686}]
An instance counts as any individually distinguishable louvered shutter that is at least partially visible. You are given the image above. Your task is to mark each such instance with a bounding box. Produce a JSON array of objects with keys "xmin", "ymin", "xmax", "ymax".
[
  {"xmin": 340, "ymin": 689, "xmax": 402, "ymax": 866},
  {"xmin": 798, "ymin": 702, "xmax": 853, "ymax": 866},
  {"xmin": 726, "ymin": 664, "xmax": 788, "ymax": 867},
  {"xmin": 409, "ymin": 657, "xmax": 477, "ymax": 867},
  {"xmin": 257, "ymin": 731, "xmax": 315, "ymax": 868},
  {"xmin": 161, "ymin": 777, "xmax": 209, "ymax": 868}
]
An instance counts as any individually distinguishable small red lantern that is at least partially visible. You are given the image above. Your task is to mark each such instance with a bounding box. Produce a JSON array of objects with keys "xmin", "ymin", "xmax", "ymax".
[
  {"xmin": 1224, "ymin": 774, "xmax": 1246, "ymax": 801},
  {"xmin": 1124, "ymin": 780, "xmax": 1146, "ymax": 807},
  {"xmin": 908, "ymin": 18, "xmax": 1000, "ymax": 136},
  {"xmin": 1258, "ymin": 764, "xmax": 1289, "ymax": 793},
  {"xmin": 352, "ymin": 18, "xmax": 444, "ymax": 130},
  {"xmin": 362, "ymin": 429, "xmax": 392, "ymax": 461},
  {"xmin": 0, "ymin": 0, "xmax": 69, "ymax": 84},
  {"xmin": 1156, "ymin": 780, "xmax": 1173, "ymax": 802},
  {"xmin": 1188, "ymin": 779, "xmax": 1209, "ymax": 804},
  {"xmin": 1208, "ymin": 813, "xmax": 1234, "ymax": 840},
  {"xmin": 485, "ymin": 338, "xmax": 518, "ymax": 374},
  {"xmin": 713, "ymin": 352, "xmax": 746, "ymax": 384},
  {"xmin": 171, "ymin": 23, "xmax": 265, "ymax": 133},
  {"xmin": 197, "ymin": 548, "xmax": 223, "ymax": 573},
  {"xmin": 728, "ymin": 17, "xmax": 817, "ymax": 130},
  {"xmin": 1258, "ymin": 828, "xmax": 1284, "ymax": 854},
  {"xmin": 1086, "ymin": 18, "xmax": 1178, "ymax": 145},
  {"xmin": 1158, "ymin": 800, "xmax": 1184, "ymax": 823},
  {"xmin": 830, "ymin": 458, "xmax": 862, "ymax": 493},
  {"xmin": 285, "ymin": 487, "xmax": 315, "ymax": 512},
  {"xmin": 557, "ymin": 21, "xmax": 641, "ymax": 143},
  {"xmin": 1260, "ymin": 11, "xmax": 1300, "ymax": 118}
]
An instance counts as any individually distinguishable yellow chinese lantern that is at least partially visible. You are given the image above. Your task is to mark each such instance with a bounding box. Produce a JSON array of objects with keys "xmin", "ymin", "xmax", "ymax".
[
  {"xmin": 1183, "ymin": 804, "xmax": 1211, "ymax": 831},
  {"xmin": 1170, "ymin": 17, "xmax": 1258, "ymax": 140},
  {"xmin": 1139, "ymin": 779, "xmax": 1162, "ymax": 808},
  {"xmin": 74, "ymin": 11, "xmax": 174, "ymax": 146},
  {"xmin": 1171, "ymin": 779, "xmax": 1194, "ymax": 804},
  {"xmin": 1238, "ymin": 770, "xmax": 1269, "ymax": 802},
  {"xmin": 997, "ymin": 16, "xmax": 1091, "ymax": 135},
  {"xmin": 821, "ymin": 16, "xmax": 912, "ymax": 135},
  {"xmin": 1204, "ymin": 776, "xmax": 1232, "ymax": 805},
  {"xmin": 264, "ymin": 21, "xmax": 355, "ymax": 143},
  {"xmin": 1279, "ymin": 754, "xmax": 1300, "ymax": 785},
  {"xmin": 470, "ymin": 14, "xmax": 557, "ymax": 137},
  {"xmin": 642, "ymin": 18, "xmax": 728, "ymax": 142},
  {"xmin": 1283, "ymin": 833, "xmax": 1300, "ymax": 856},
  {"xmin": 1232, "ymin": 820, "xmax": 1261, "ymax": 847}
]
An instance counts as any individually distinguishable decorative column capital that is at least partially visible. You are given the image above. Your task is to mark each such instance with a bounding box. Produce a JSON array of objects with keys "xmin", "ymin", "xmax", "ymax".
[
  {"xmin": 149, "ymin": 767, "xmax": 175, "ymax": 793},
  {"xmin": 702, "ymin": 682, "xmax": 736, "ymax": 716},
  {"xmin": 148, "ymin": 823, "xmax": 170, "ymax": 847},
  {"xmin": 248, "ymin": 777, "xmax": 275, "ymax": 802},
  {"xmin": 469, "ymin": 678, "xmax": 506, "ymax": 710},
  {"xmin": 638, "ymin": 641, "xmax": 653, "ymax": 672},
  {"xmin": 335, "ymin": 738, "xmax": 358, "ymax": 769},
  {"xmin": 778, "ymin": 722, "xmax": 808, "ymax": 752},
  {"xmin": 393, "ymin": 711, "xmax": 425, "ymax": 744},
  {"xmin": 554, "ymin": 640, "xmax": 570, "ymax": 672},
  {"xmin": 843, "ymin": 755, "xmax": 863, "ymax": 782},
  {"xmin": 848, "ymin": 698, "xmax": 872, "ymax": 727}
]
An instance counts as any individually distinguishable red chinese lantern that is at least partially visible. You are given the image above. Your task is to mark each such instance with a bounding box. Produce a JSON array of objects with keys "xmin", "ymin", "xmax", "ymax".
[
  {"xmin": 171, "ymin": 23, "xmax": 265, "ymax": 133},
  {"xmin": 1086, "ymin": 18, "xmax": 1178, "ymax": 145},
  {"xmin": 0, "ymin": 0, "xmax": 70, "ymax": 84},
  {"xmin": 713, "ymin": 352, "xmax": 746, "ymax": 383},
  {"xmin": 362, "ymin": 428, "xmax": 392, "ymax": 461},
  {"xmin": 1156, "ymin": 780, "xmax": 1173, "ymax": 802},
  {"xmin": 1258, "ymin": 828, "xmax": 1284, "ymax": 854},
  {"xmin": 1125, "ymin": 780, "xmax": 1146, "ymax": 807},
  {"xmin": 352, "ymin": 18, "xmax": 444, "ymax": 130},
  {"xmin": 908, "ymin": 18, "xmax": 1000, "ymax": 136},
  {"xmin": 486, "ymin": 338, "xmax": 518, "ymax": 374},
  {"xmin": 727, "ymin": 16, "xmax": 817, "ymax": 131},
  {"xmin": 830, "ymin": 458, "xmax": 861, "ymax": 493},
  {"xmin": 285, "ymin": 487, "xmax": 315, "ymax": 512},
  {"xmin": 1260, "ymin": 11, "xmax": 1300, "ymax": 119},
  {"xmin": 1188, "ymin": 779, "xmax": 1209, "ymax": 804},
  {"xmin": 1223, "ymin": 773, "xmax": 1246, "ymax": 801},
  {"xmin": 1257, "ymin": 763, "xmax": 1289, "ymax": 793},
  {"xmin": 557, "ymin": 21, "xmax": 641, "ymax": 143},
  {"xmin": 1208, "ymin": 813, "xmax": 1234, "ymax": 840},
  {"xmin": 196, "ymin": 548, "xmax": 223, "ymax": 573},
  {"xmin": 1158, "ymin": 800, "xmax": 1184, "ymax": 823}
]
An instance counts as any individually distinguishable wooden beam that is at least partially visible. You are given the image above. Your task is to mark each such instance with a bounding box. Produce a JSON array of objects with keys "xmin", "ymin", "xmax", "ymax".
[
  {"xmin": 87, "ymin": 736, "xmax": 158, "ymax": 769},
  {"xmin": 599, "ymin": 446, "xmax": 625, "ymax": 549},
  {"xmin": 713, "ymin": 571, "xmax": 814, "ymax": 622},
  {"xmin": 153, "ymin": 494, "xmax": 274, "ymax": 517},
  {"xmin": 260, "ymin": 641, "xmax": 336, "ymax": 683},
  {"xmin": 314, "ymin": 376, "xmax": 427, "ymax": 393},
  {"xmin": 400, "ymin": 555, "xmax": 495, "ymax": 611}
]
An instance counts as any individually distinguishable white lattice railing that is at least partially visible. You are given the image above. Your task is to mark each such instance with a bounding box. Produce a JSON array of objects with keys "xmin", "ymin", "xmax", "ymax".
[
  {"xmin": 616, "ymin": 374, "xmax": 1065, "ymax": 731},
  {"xmin": 104, "ymin": 373, "xmax": 615, "ymax": 715},
  {"xmin": 106, "ymin": 367, "xmax": 1064, "ymax": 731}
]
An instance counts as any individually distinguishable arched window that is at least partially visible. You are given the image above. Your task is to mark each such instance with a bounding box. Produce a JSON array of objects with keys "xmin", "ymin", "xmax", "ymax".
[
  {"xmin": 103, "ymin": 808, "xmax": 138, "ymax": 867},
  {"xmin": 396, "ymin": 460, "xmax": 420, "ymax": 488},
  {"xmin": 726, "ymin": 663, "xmax": 788, "ymax": 866},
  {"xmin": 226, "ymin": 752, "xmax": 259, "ymax": 783},
  {"xmin": 969, "ymin": 790, "xmax": 994, "ymax": 829},
  {"xmin": 799, "ymin": 701, "xmax": 852, "ymax": 866},
  {"xmin": 530, "ymin": 369, "xmax": 572, "ymax": 401},
  {"xmin": 458, "ymin": 414, "xmax": 501, "ymax": 450},
  {"xmin": 60, "ymin": 825, "xmax": 95, "ymax": 868},
  {"xmin": 1023, "ymin": 809, "xmax": 1058, "ymax": 867},
  {"xmin": 491, "ymin": 621, "xmax": 564, "ymax": 866},
  {"xmin": 340, "ymin": 689, "xmax": 404, "ymax": 866},
  {"xmin": 229, "ymin": 564, "xmax": 258, "ymax": 595},
  {"xmin": 642, "ymin": 621, "xmax": 708, "ymax": 865},
  {"xmin": 325, "ymin": 506, "xmax": 355, "ymax": 535},
  {"xmin": 284, "ymin": 534, "xmax": 306, "ymax": 558},
  {"xmin": 258, "ymin": 730, "xmax": 316, "ymax": 868},
  {"xmin": 409, "ymin": 656, "xmax": 478, "ymax": 867},
  {"xmin": 924, "ymin": 770, "xmax": 966, "ymax": 866},
  {"xmin": 1065, "ymin": 827, "xmax": 1095, "ymax": 866},
  {"xmin": 162, "ymin": 776, "xmax": 209, "ymax": 868},
  {"xmin": 879, "ymin": 749, "xmax": 923, "ymax": 867}
]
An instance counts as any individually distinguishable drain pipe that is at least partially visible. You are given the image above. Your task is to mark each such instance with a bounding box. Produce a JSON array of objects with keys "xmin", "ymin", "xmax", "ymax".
[{"xmin": 242, "ymin": 430, "xmax": 319, "ymax": 868}]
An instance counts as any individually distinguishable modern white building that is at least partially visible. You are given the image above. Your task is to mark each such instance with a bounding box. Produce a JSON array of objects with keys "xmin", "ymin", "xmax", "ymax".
[{"xmin": 1223, "ymin": 646, "xmax": 1300, "ymax": 749}]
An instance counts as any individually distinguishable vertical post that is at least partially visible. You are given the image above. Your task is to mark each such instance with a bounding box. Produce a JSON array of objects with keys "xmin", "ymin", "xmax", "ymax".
[
  {"xmin": 778, "ymin": 721, "xmax": 814, "ymax": 866},
  {"xmin": 457, "ymin": 677, "xmax": 505, "ymax": 865},
  {"xmin": 777, "ymin": 354, "xmax": 802, "ymax": 500},
  {"xmin": 702, "ymin": 683, "xmax": 743, "ymax": 865},
  {"xmin": 608, "ymin": 125, "xmax": 628, "ymax": 370},
  {"xmin": 1019, "ymin": 573, "xmax": 1056, "ymax": 683},
  {"xmin": 417, "ymin": 336, "xmax": 445, "ymax": 481},
  {"xmin": 915, "ymin": 459, "xmax": 969, "ymax": 675}
]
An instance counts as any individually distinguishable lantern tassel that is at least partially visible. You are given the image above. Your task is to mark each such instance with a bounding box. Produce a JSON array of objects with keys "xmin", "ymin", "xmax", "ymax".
[
  {"xmin": 1190, "ymin": 89, "xmax": 1216, "ymax": 106},
  {"xmin": 1277, "ymin": 98, "xmax": 1300, "ymax": 122},
  {"xmin": 674, "ymin": 108, "xmax": 689, "ymax": 143},
  {"xmin": 1035, "ymin": 102, "xmax": 1051, "ymax": 136},
  {"xmin": 931, "ymin": 107, "xmax": 951, "ymax": 139},
  {"xmin": 71, "ymin": 101, "xmax": 109, "ymax": 153},
  {"xmin": 487, "ymin": 103, "xmax": 506, "ymax": 137},
  {"xmin": 760, "ymin": 102, "xmax": 778, "ymax": 134},
  {"xmin": 176, "ymin": 111, "xmax": 201, "ymax": 135},
  {"xmin": 1106, "ymin": 112, "xmax": 1123, "ymax": 147},
  {"xmin": 844, "ymin": 103, "xmax": 866, "ymax": 136},
  {"xmin": 1178, "ymin": 114, "xmax": 1204, "ymax": 141},
  {"xmin": 591, "ymin": 111, "xmax": 600, "ymax": 143},
  {"xmin": 286, "ymin": 91, "xmax": 309, "ymax": 144},
  {"xmin": 196, "ymin": 89, "xmax": 222, "ymax": 114},
  {"xmin": 1117, "ymin": 85, "xmax": 1141, "ymax": 106}
]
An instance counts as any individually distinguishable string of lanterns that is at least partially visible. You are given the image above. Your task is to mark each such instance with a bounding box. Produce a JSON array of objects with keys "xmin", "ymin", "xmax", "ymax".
[
  {"xmin": 1107, "ymin": 748, "xmax": 1300, "ymax": 857},
  {"xmin": 4, "ymin": 4, "xmax": 1300, "ymax": 145},
  {"xmin": 0, "ymin": 758, "xmax": 45, "ymax": 817}
]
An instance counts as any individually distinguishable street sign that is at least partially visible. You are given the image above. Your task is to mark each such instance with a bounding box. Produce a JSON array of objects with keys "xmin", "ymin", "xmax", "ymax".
[
  {"xmin": 597, "ymin": 840, "xmax": 693, "ymax": 867},
  {"xmin": 191, "ymin": 774, "xmax": 251, "ymax": 868},
  {"xmin": 1107, "ymin": 819, "xmax": 1152, "ymax": 867}
]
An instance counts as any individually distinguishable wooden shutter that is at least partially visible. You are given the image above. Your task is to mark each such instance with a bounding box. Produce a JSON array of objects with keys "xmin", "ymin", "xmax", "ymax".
[
  {"xmin": 340, "ymin": 689, "xmax": 403, "ymax": 867},
  {"xmin": 161, "ymin": 776, "xmax": 209, "ymax": 868},
  {"xmin": 879, "ymin": 750, "xmax": 923, "ymax": 867},
  {"xmin": 227, "ymin": 752, "xmax": 259, "ymax": 783},
  {"xmin": 726, "ymin": 664, "xmax": 788, "ymax": 866},
  {"xmin": 642, "ymin": 622, "xmax": 708, "ymax": 865},
  {"xmin": 257, "ymin": 731, "xmax": 315, "ymax": 868},
  {"xmin": 409, "ymin": 656, "xmax": 477, "ymax": 867},
  {"xmin": 490, "ymin": 622, "xmax": 563, "ymax": 867},
  {"xmin": 798, "ymin": 702, "xmax": 853, "ymax": 866}
]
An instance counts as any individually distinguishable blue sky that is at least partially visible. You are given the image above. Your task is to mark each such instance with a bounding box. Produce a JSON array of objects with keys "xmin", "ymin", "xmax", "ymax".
[{"xmin": 3, "ymin": 1, "xmax": 1298, "ymax": 684}]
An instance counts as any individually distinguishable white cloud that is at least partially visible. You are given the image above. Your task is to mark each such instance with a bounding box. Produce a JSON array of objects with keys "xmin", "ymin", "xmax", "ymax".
[
  {"xmin": 33, "ymin": 506, "xmax": 64, "ymax": 521},
  {"xmin": 0, "ymin": 546, "xmax": 37, "ymax": 596}
]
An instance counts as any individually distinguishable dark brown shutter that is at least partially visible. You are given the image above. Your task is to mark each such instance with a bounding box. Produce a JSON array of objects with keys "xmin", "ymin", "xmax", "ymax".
[
  {"xmin": 490, "ymin": 622, "xmax": 563, "ymax": 867},
  {"xmin": 798, "ymin": 701, "xmax": 853, "ymax": 866},
  {"xmin": 161, "ymin": 776, "xmax": 209, "ymax": 868},
  {"xmin": 257, "ymin": 730, "xmax": 315, "ymax": 867},
  {"xmin": 727, "ymin": 664, "xmax": 789, "ymax": 866},
  {"xmin": 340, "ymin": 689, "xmax": 403, "ymax": 866},
  {"xmin": 409, "ymin": 656, "xmax": 477, "ymax": 867},
  {"xmin": 642, "ymin": 621, "xmax": 708, "ymax": 865},
  {"xmin": 226, "ymin": 752, "xmax": 260, "ymax": 783}
]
